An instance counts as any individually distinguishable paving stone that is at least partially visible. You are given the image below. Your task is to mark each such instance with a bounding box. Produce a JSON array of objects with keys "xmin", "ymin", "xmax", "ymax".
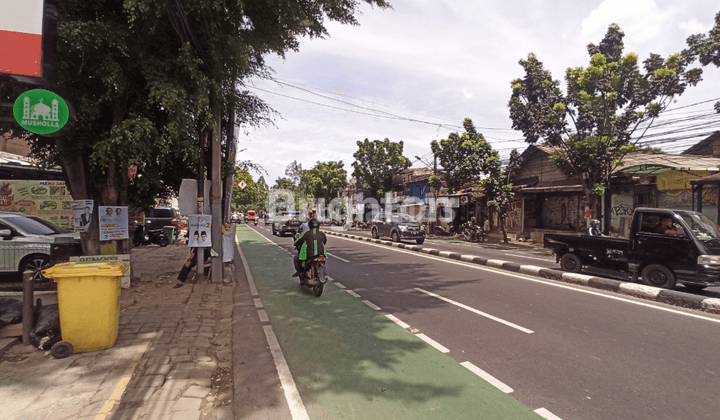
[
  {"xmin": 13, "ymin": 411, "xmax": 49, "ymax": 420},
  {"xmin": 137, "ymin": 375, "xmax": 166, "ymax": 388},
  {"xmin": 150, "ymin": 385, "xmax": 183, "ymax": 401},
  {"xmin": 163, "ymin": 378, "xmax": 189, "ymax": 389},
  {"xmin": 121, "ymin": 387, "xmax": 155, "ymax": 403},
  {"xmin": 144, "ymin": 364, "xmax": 172, "ymax": 375},
  {"xmin": 168, "ymin": 348, "xmax": 188, "ymax": 356},
  {"xmin": 167, "ymin": 370, "xmax": 191, "ymax": 379},
  {"xmin": 182, "ymin": 385, "xmax": 210, "ymax": 399},
  {"xmin": 171, "ymin": 355, "xmax": 193, "ymax": 363},
  {"xmin": 187, "ymin": 377, "xmax": 211, "ymax": 387},
  {"xmin": 189, "ymin": 368, "xmax": 213, "ymax": 379},
  {"xmin": 172, "ymin": 397, "xmax": 202, "ymax": 411},
  {"xmin": 78, "ymin": 400, "xmax": 107, "ymax": 418}
]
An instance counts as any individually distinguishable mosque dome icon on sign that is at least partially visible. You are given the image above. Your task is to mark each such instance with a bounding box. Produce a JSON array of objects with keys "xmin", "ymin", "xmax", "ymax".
[{"xmin": 23, "ymin": 97, "xmax": 60, "ymax": 122}]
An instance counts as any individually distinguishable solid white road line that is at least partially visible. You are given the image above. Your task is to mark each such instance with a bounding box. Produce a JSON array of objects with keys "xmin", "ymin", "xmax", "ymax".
[
  {"xmin": 329, "ymin": 235, "xmax": 720, "ymax": 325},
  {"xmin": 415, "ymin": 287, "xmax": 534, "ymax": 334},
  {"xmin": 345, "ymin": 290, "xmax": 361, "ymax": 298},
  {"xmin": 385, "ymin": 314, "xmax": 411, "ymax": 329},
  {"xmin": 362, "ymin": 300, "xmax": 381, "ymax": 310},
  {"xmin": 416, "ymin": 333, "xmax": 450, "ymax": 353},
  {"xmin": 263, "ymin": 325, "xmax": 310, "ymax": 420},
  {"xmin": 534, "ymin": 407, "xmax": 563, "ymax": 420},
  {"xmin": 328, "ymin": 252, "xmax": 350, "ymax": 263},
  {"xmin": 460, "ymin": 361, "xmax": 514, "ymax": 393}
]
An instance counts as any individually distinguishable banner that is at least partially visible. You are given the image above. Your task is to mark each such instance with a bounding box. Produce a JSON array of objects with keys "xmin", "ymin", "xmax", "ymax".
[
  {"xmin": 0, "ymin": 180, "xmax": 74, "ymax": 228},
  {"xmin": 188, "ymin": 214, "xmax": 212, "ymax": 247},
  {"xmin": 72, "ymin": 200, "xmax": 93, "ymax": 231},
  {"xmin": 98, "ymin": 206, "xmax": 129, "ymax": 240}
]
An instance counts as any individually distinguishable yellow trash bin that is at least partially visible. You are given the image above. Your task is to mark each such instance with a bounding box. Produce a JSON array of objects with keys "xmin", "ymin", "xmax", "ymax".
[{"xmin": 43, "ymin": 261, "xmax": 129, "ymax": 354}]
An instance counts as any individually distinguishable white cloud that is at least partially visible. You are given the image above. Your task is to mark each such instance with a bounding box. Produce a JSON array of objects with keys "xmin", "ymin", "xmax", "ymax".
[
  {"xmin": 462, "ymin": 89, "xmax": 474, "ymax": 100},
  {"xmin": 581, "ymin": 0, "xmax": 675, "ymax": 44},
  {"xmin": 679, "ymin": 18, "xmax": 709, "ymax": 35}
]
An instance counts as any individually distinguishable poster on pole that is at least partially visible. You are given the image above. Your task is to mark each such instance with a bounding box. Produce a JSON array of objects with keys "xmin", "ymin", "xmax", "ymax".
[
  {"xmin": 188, "ymin": 214, "xmax": 212, "ymax": 247},
  {"xmin": 98, "ymin": 206, "xmax": 129, "ymax": 240},
  {"xmin": 72, "ymin": 200, "xmax": 93, "ymax": 231}
]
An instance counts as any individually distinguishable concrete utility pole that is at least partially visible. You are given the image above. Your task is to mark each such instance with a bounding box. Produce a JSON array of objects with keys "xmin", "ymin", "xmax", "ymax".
[
  {"xmin": 197, "ymin": 132, "xmax": 205, "ymax": 283},
  {"xmin": 211, "ymin": 104, "xmax": 222, "ymax": 283}
]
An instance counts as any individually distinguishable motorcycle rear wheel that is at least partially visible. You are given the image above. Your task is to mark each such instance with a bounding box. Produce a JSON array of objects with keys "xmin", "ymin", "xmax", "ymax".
[
  {"xmin": 133, "ymin": 235, "xmax": 142, "ymax": 247},
  {"xmin": 160, "ymin": 236, "xmax": 170, "ymax": 247},
  {"xmin": 313, "ymin": 282, "xmax": 324, "ymax": 297}
]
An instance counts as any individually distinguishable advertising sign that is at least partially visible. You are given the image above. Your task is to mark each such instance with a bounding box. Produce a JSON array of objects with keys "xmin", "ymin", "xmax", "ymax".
[
  {"xmin": 0, "ymin": 0, "xmax": 44, "ymax": 78},
  {"xmin": 72, "ymin": 200, "xmax": 93, "ymax": 231},
  {"xmin": 0, "ymin": 180, "xmax": 74, "ymax": 228},
  {"xmin": 188, "ymin": 214, "xmax": 212, "ymax": 248},
  {"xmin": 98, "ymin": 206, "xmax": 129, "ymax": 240},
  {"xmin": 13, "ymin": 89, "xmax": 71, "ymax": 135}
]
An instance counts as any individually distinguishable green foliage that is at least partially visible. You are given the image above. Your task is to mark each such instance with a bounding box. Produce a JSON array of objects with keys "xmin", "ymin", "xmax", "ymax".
[
  {"xmin": 509, "ymin": 23, "xmax": 699, "ymax": 213},
  {"xmin": 352, "ymin": 139, "xmax": 411, "ymax": 196},
  {"xmin": 232, "ymin": 168, "xmax": 269, "ymax": 211},
  {"xmin": 301, "ymin": 161, "xmax": 348, "ymax": 203},
  {"xmin": 684, "ymin": 11, "xmax": 720, "ymax": 112},
  {"xmin": 430, "ymin": 118, "xmax": 493, "ymax": 193}
]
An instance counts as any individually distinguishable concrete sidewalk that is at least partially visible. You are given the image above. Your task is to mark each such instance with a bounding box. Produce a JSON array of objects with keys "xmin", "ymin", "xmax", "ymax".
[{"xmin": 0, "ymin": 244, "xmax": 236, "ymax": 420}]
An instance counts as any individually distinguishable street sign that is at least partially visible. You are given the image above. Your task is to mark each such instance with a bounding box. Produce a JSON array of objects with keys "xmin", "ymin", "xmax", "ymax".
[
  {"xmin": 13, "ymin": 89, "xmax": 70, "ymax": 135},
  {"xmin": 238, "ymin": 180, "xmax": 247, "ymax": 190}
]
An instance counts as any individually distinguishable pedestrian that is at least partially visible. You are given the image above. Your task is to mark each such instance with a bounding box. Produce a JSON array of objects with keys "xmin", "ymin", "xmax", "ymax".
[{"xmin": 174, "ymin": 247, "xmax": 209, "ymax": 288}]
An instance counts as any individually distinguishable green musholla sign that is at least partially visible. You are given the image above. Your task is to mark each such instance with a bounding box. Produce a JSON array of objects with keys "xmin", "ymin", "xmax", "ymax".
[{"xmin": 13, "ymin": 89, "xmax": 70, "ymax": 135}]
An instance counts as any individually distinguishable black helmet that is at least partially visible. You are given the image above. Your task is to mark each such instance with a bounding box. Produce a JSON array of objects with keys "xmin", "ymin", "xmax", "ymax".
[{"xmin": 309, "ymin": 218, "xmax": 320, "ymax": 229}]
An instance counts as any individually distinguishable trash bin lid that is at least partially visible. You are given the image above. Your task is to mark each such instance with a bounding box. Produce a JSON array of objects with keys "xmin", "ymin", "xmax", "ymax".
[{"xmin": 43, "ymin": 261, "xmax": 129, "ymax": 279}]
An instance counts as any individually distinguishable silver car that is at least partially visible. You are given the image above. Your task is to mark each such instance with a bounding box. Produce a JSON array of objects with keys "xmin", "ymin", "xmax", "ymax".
[{"xmin": 0, "ymin": 212, "xmax": 80, "ymax": 281}]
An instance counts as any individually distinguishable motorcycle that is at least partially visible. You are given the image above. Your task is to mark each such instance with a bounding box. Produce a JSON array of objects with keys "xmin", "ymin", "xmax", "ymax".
[
  {"xmin": 462, "ymin": 225, "xmax": 485, "ymax": 243},
  {"xmin": 254, "ymin": 219, "xmax": 258, "ymax": 226},
  {"xmin": 133, "ymin": 222, "xmax": 170, "ymax": 247},
  {"xmin": 434, "ymin": 225, "xmax": 456, "ymax": 236},
  {"xmin": 298, "ymin": 255, "xmax": 328, "ymax": 297}
]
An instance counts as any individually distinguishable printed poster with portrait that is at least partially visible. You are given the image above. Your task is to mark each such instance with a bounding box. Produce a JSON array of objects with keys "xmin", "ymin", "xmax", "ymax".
[
  {"xmin": 188, "ymin": 214, "xmax": 212, "ymax": 247},
  {"xmin": 98, "ymin": 206, "xmax": 129, "ymax": 240},
  {"xmin": 72, "ymin": 200, "xmax": 94, "ymax": 231}
]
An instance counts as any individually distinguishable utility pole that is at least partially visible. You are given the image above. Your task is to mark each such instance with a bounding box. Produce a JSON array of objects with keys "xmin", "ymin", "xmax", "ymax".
[
  {"xmin": 196, "ymin": 132, "xmax": 205, "ymax": 283},
  {"xmin": 211, "ymin": 100, "xmax": 222, "ymax": 283}
]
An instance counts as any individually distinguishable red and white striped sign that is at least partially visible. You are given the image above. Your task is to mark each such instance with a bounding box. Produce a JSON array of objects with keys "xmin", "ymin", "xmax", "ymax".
[{"xmin": 0, "ymin": 0, "xmax": 45, "ymax": 77}]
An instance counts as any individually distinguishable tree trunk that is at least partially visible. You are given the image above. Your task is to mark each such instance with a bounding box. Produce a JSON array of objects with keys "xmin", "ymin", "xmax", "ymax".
[{"xmin": 500, "ymin": 216, "xmax": 508, "ymax": 243}]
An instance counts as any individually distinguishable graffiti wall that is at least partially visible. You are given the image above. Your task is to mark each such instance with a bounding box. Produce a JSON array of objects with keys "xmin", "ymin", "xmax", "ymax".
[
  {"xmin": 542, "ymin": 195, "xmax": 585, "ymax": 230},
  {"xmin": 658, "ymin": 187, "xmax": 718, "ymax": 223},
  {"xmin": 506, "ymin": 200, "xmax": 523, "ymax": 231},
  {"xmin": 609, "ymin": 192, "xmax": 634, "ymax": 237},
  {"xmin": 0, "ymin": 180, "xmax": 75, "ymax": 228}
]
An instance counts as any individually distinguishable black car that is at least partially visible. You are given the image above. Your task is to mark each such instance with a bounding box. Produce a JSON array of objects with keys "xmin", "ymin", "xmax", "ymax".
[
  {"xmin": 272, "ymin": 211, "xmax": 306, "ymax": 237},
  {"xmin": 371, "ymin": 212, "xmax": 425, "ymax": 244},
  {"xmin": 144, "ymin": 207, "xmax": 179, "ymax": 231}
]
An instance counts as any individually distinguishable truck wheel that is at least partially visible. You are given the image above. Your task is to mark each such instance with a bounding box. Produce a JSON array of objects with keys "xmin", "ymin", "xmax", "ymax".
[
  {"xmin": 560, "ymin": 253, "xmax": 582, "ymax": 273},
  {"xmin": 641, "ymin": 264, "xmax": 676, "ymax": 289}
]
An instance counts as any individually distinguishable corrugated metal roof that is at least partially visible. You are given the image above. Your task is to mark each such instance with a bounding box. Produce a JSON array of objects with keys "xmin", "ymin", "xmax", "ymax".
[{"xmin": 618, "ymin": 153, "xmax": 720, "ymax": 173}]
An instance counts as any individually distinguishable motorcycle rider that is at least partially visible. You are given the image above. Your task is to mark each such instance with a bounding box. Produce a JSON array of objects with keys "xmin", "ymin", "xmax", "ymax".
[
  {"xmin": 464, "ymin": 217, "xmax": 479, "ymax": 241},
  {"xmin": 292, "ymin": 218, "xmax": 327, "ymax": 279},
  {"xmin": 582, "ymin": 219, "xmax": 604, "ymax": 236}
]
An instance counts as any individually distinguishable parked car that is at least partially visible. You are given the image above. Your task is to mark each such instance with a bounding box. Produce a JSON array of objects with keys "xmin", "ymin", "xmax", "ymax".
[
  {"xmin": 0, "ymin": 212, "xmax": 81, "ymax": 281},
  {"xmin": 371, "ymin": 212, "xmax": 425, "ymax": 244},
  {"xmin": 144, "ymin": 207, "xmax": 178, "ymax": 232},
  {"xmin": 272, "ymin": 211, "xmax": 306, "ymax": 237},
  {"xmin": 230, "ymin": 213, "xmax": 242, "ymax": 223},
  {"xmin": 544, "ymin": 207, "xmax": 720, "ymax": 290}
]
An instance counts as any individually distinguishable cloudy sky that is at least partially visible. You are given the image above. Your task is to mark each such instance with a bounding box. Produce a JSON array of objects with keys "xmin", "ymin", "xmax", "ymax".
[{"xmin": 240, "ymin": 0, "xmax": 720, "ymax": 185}]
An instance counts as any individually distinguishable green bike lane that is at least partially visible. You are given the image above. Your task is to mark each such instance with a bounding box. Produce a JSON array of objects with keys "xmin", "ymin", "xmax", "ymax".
[{"xmin": 236, "ymin": 225, "xmax": 543, "ymax": 420}]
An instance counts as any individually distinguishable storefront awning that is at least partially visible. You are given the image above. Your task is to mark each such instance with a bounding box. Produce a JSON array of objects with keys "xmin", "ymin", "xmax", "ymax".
[
  {"xmin": 618, "ymin": 164, "xmax": 675, "ymax": 175},
  {"xmin": 517, "ymin": 185, "xmax": 584, "ymax": 193}
]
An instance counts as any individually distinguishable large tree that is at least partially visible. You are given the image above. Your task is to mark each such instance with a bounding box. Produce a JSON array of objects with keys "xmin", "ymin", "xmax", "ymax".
[
  {"xmin": 508, "ymin": 24, "xmax": 702, "ymax": 217},
  {"xmin": 1, "ymin": 0, "xmax": 391, "ymax": 255},
  {"xmin": 685, "ymin": 11, "xmax": 720, "ymax": 111},
  {"xmin": 430, "ymin": 118, "xmax": 493, "ymax": 194},
  {"xmin": 302, "ymin": 161, "xmax": 347, "ymax": 203},
  {"xmin": 232, "ymin": 169, "xmax": 262, "ymax": 211},
  {"xmin": 352, "ymin": 138, "xmax": 410, "ymax": 197},
  {"xmin": 480, "ymin": 149, "xmax": 521, "ymax": 243}
]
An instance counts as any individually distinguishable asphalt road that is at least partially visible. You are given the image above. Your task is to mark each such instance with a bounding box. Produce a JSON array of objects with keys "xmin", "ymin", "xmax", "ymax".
[{"xmin": 252, "ymin": 224, "xmax": 720, "ymax": 420}]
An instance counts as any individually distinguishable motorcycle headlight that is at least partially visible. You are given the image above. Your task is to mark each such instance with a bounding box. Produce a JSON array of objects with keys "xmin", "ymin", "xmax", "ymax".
[{"xmin": 698, "ymin": 255, "xmax": 720, "ymax": 265}]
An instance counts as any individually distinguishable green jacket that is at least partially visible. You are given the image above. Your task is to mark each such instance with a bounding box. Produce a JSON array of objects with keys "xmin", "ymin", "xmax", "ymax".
[{"xmin": 294, "ymin": 228, "xmax": 327, "ymax": 261}]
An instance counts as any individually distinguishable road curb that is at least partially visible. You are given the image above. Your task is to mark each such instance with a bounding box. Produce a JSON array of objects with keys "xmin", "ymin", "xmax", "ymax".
[{"xmin": 325, "ymin": 230, "xmax": 720, "ymax": 315}]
